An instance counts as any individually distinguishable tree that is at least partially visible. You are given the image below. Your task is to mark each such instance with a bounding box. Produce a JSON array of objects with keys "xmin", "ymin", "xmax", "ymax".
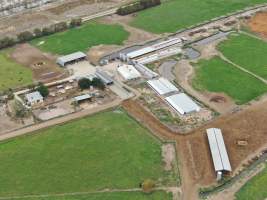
[
  {"xmin": 33, "ymin": 28, "xmax": 42, "ymax": 38},
  {"xmin": 141, "ymin": 179, "xmax": 155, "ymax": 193},
  {"xmin": 78, "ymin": 78, "xmax": 92, "ymax": 90},
  {"xmin": 92, "ymin": 77, "xmax": 105, "ymax": 90},
  {"xmin": 70, "ymin": 18, "xmax": 82, "ymax": 28},
  {"xmin": 36, "ymin": 83, "xmax": 49, "ymax": 97},
  {"xmin": 0, "ymin": 37, "xmax": 15, "ymax": 49},
  {"xmin": 55, "ymin": 22, "xmax": 68, "ymax": 32},
  {"xmin": 17, "ymin": 31, "xmax": 34, "ymax": 42},
  {"xmin": 13, "ymin": 100, "xmax": 29, "ymax": 118},
  {"xmin": 42, "ymin": 25, "xmax": 55, "ymax": 36}
]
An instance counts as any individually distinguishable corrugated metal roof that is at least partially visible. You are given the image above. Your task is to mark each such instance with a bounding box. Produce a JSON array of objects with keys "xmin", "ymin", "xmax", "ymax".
[
  {"xmin": 95, "ymin": 70, "xmax": 113, "ymax": 85},
  {"xmin": 57, "ymin": 52, "xmax": 87, "ymax": 66},
  {"xmin": 165, "ymin": 93, "xmax": 200, "ymax": 115},
  {"xmin": 117, "ymin": 65, "xmax": 141, "ymax": 80},
  {"xmin": 74, "ymin": 94, "xmax": 92, "ymax": 102},
  {"xmin": 25, "ymin": 91, "xmax": 43, "ymax": 103},
  {"xmin": 147, "ymin": 77, "xmax": 178, "ymax": 95},
  {"xmin": 207, "ymin": 128, "xmax": 232, "ymax": 172}
]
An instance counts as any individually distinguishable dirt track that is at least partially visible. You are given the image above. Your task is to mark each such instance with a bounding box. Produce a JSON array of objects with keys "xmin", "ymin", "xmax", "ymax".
[
  {"xmin": 248, "ymin": 11, "xmax": 267, "ymax": 38},
  {"xmin": 122, "ymin": 98, "xmax": 267, "ymax": 200}
]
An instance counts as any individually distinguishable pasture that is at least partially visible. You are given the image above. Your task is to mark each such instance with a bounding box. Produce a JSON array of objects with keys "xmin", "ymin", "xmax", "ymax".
[
  {"xmin": 235, "ymin": 164, "xmax": 267, "ymax": 200},
  {"xmin": 130, "ymin": 0, "xmax": 267, "ymax": 33},
  {"xmin": 19, "ymin": 191, "xmax": 172, "ymax": 200},
  {"xmin": 192, "ymin": 57, "xmax": 267, "ymax": 104},
  {"xmin": 31, "ymin": 22, "xmax": 129, "ymax": 55},
  {"xmin": 0, "ymin": 110, "xmax": 177, "ymax": 198},
  {"xmin": 218, "ymin": 33, "xmax": 267, "ymax": 79},
  {"xmin": 0, "ymin": 49, "xmax": 33, "ymax": 91}
]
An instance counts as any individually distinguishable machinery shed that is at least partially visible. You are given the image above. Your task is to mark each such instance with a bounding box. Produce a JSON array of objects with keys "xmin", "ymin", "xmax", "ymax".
[
  {"xmin": 147, "ymin": 77, "xmax": 178, "ymax": 96},
  {"xmin": 165, "ymin": 93, "xmax": 200, "ymax": 115},
  {"xmin": 57, "ymin": 52, "xmax": 87, "ymax": 67},
  {"xmin": 206, "ymin": 128, "xmax": 232, "ymax": 180}
]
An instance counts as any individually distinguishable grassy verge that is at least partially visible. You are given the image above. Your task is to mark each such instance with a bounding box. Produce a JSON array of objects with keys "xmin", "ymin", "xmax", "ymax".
[
  {"xmin": 31, "ymin": 22, "xmax": 129, "ymax": 55},
  {"xmin": 192, "ymin": 57, "xmax": 267, "ymax": 104},
  {"xmin": 0, "ymin": 110, "xmax": 176, "ymax": 197},
  {"xmin": 235, "ymin": 164, "xmax": 267, "ymax": 200},
  {"xmin": 218, "ymin": 33, "xmax": 267, "ymax": 79},
  {"xmin": 130, "ymin": 0, "xmax": 267, "ymax": 33},
  {"xmin": 0, "ymin": 49, "xmax": 33, "ymax": 91}
]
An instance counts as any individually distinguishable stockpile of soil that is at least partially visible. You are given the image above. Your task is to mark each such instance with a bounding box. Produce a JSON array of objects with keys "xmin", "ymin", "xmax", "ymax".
[{"xmin": 248, "ymin": 12, "xmax": 267, "ymax": 38}]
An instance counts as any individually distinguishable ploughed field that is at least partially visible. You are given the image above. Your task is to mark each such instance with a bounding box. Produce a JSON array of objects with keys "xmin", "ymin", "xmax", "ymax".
[
  {"xmin": 0, "ymin": 110, "xmax": 175, "ymax": 199},
  {"xmin": 0, "ymin": 49, "xmax": 33, "ymax": 91},
  {"xmin": 31, "ymin": 22, "xmax": 129, "ymax": 55},
  {"xmin": 130, "ymin": 0, "xmax": 267, "ymax": 33}
]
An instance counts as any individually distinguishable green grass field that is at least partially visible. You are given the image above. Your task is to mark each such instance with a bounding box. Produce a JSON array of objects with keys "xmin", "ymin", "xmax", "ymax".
[
  {"xmin": 0, "ymin": 110, "xmax": 177, "ymax": 198},
  {"xmin": 19, "ymin": 191, "xmax": 172, "ymax": 200},
  {"xmin": 193, "ymin": 57, "xmax": 267, "ymax": 104},
  {"xmin": 31, "ymin": 22, "xmax": 129, "ymax": 55},
  {"xmin": 218, "ymin": 33, "xmax": 267, "ymax": 79},
  {"xmin": 235, "ymin": 164, "xmax": 267, "ymax": 200},
  {"xmin": 130, "ymin": 0, "xmax": 267, "ymax": 33},
  {"xmin": 0, "ymin": 49, "xmax": 33, "ymax": 91}
]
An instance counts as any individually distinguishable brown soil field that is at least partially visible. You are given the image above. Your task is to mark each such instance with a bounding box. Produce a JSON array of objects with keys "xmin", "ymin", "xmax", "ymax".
[
  {"xmin": 122, "ymin": 98, "xmax": 267, "ymax": 200},
  {"xmin": 248, "ymin": 12, "xmax": 267, "ymax": 38},
  {"xmin": 10, "ymin": 44, "xmax": 68, "ymax": 83}
]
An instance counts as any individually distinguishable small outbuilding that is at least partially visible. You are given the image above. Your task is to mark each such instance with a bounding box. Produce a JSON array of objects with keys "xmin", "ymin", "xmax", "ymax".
[
  {"xmin": 57, "ymin": 52, "xmax": 87, "ymax": 67},
  {"xmin": 25, "ymin": 91, "xmax": 44, "ymax": 106},
  {"xmin": 73, "ymin": 94, "xmax": 92, "ymax": 104},
  {"xmin": 95, "ymin": 70, "xmax": 113, "ymax": 85},
  {"xmin": 117, "ymin": 64, "xmax": 141, "ymax": 81},
  {"xmin": 165, "ymin": 93, "xmax": 200, "ymax": 115}
]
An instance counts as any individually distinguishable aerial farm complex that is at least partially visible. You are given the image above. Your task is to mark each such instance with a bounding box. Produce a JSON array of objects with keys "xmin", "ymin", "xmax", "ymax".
[{"xmin": 1, "ymin": 0, "xmax": 267, "ymax": 200}]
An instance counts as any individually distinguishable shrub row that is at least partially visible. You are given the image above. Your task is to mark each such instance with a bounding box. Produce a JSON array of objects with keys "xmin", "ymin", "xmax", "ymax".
[
  {"xmin": 0, "ymin": 18, "xmax": 82, "ymax": 50},
  {"xmin": 117, "ymin": 0, "xmax": 161, "ymax": 16}
]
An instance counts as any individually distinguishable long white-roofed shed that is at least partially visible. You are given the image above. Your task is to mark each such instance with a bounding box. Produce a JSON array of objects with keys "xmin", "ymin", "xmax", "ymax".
[
  {"xmin": 206, "ymin": 128, "xmax": 232, "ymax": 180},
  {"xmin": 57, "ymin": 52, "xmax": 87, "ymax": 67},
  {"xmin": 147, "ymin": 77, "xmax": 178, "ymax": 95},
  {"xmin": 165, "ymin": 93, "xmax": 200, "ymax": 115}
]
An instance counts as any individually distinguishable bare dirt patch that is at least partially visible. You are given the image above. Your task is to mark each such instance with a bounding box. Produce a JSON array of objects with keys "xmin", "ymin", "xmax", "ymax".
[
  {"xmin": 248, "ymin": 11, "xmax": 267, "ymax": 39},
  {"xmin": 10, "ymin": 44, "xmax": 68, "ymax": 83},
  {"xmin": 162, "ymin": 144, "xmax": 176, "ymax": 171}
]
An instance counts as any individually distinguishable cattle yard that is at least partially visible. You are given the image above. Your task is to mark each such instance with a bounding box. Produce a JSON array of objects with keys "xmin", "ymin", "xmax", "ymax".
[{"xmin": 1, "ymin": 1, "xmax": 267, "ymax": 200}]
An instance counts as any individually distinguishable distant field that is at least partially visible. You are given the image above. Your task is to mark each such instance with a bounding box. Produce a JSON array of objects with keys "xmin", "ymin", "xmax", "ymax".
[
  {"xmin": 193, "ymin": 57, "xmax": 267, "ymax": 104},
  {"xmin": 235, "ymin": 165, "xmax": 267, "ymax": 200},
  {"xmin": 0, "ymin": 110, "xmax": 177, "ymax": 198},
  {"xmin": 218, "ymin": 33, "xmax": 267, "ymax": 79},
  {"xmin": 31, "ymin": 22, "xmax": 129, "ymax": 55},
  {"xmin": 131, "ymin": 0, "xmax": 267, "ymax": 33},
  {"xmin": 19, "ymin": 191, "xmax": 172, "ymax": 200},
  {"xmin": 0, "ymin": 49, "xmax": 33, "ymax": 91}
]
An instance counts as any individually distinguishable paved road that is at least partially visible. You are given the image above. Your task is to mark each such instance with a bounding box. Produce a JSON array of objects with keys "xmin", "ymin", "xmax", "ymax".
[{"xmin": 0, "ymin": 99, "xmax": 121, "ymax": 142}]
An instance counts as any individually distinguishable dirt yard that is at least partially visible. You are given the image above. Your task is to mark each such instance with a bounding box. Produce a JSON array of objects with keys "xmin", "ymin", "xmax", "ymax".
[
  {"xmin": 122, "ymin": 98, "xmax": 267, "ymax": 200},
  {"xmin": 248, "ymin": 11, "xmax": 267, "ymax": 39},
  {"xmin": 10, "ymin": 44, "xmax": 68, "ymax": 83}
]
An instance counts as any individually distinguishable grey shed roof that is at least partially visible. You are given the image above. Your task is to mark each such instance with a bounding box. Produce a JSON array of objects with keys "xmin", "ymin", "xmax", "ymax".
[
  {"xmin": 57, "ymin": 52, "xmax": 87, "ymax": 66},
  {"xmin": 73, "ymin": 94, "xmax": 92, "ymax": 102},
  {"xmin": 207, "ymin": 128, "xmax": 232, "ymax": 172},
  {"xmin": 165, "ymin": 93, "xmax": 200, "ymax": 115},
  {"xmin": 95, "ymin": 70, "xmax": 113, "ymax": 85},
  {"xmin": 25, "ymin": 91, "xmax": 43, "ymax": 103}
]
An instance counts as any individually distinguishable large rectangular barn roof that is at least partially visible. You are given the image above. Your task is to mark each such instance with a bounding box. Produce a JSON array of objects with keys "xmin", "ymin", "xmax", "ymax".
[
  {"xmin": 165, "ymin": 93, "xmax": 200, "ymax": 115},
  {"xmin": 207, "ymin": 128, "xmax": 232, "ymax": 172},
  {"xmin": 147, "ymin": 77, "xmax": 178, "ymax": 95},
  {"xmin": 57, "ymin": 52, "xmax": 87, "ymax": 66},
  {"xmin": 117, "ymin": 65, "xmax": 141, "ymax": 80}
]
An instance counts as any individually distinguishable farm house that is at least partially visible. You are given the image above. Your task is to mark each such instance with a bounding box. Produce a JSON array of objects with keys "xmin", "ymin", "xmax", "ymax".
[
  {"xmin": 165, "ymin": 93, "xmax": 200, "ymax": 115},
  {"xmin": 57, "ymin": 52, "xmax": 87, "ymax": 67},
  {"xmin": 206, "ymin": 128, "xmax": 232, "ymax": 180},
  {"xmin": 25, "ymin": 91, "xmax": 44, "ymax": 106}
]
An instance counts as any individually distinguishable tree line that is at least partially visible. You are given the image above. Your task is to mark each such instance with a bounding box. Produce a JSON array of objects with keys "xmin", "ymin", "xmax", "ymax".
[{"xmin": 0, "ymin": 18, "xmax": 82, "ymax": 50}]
